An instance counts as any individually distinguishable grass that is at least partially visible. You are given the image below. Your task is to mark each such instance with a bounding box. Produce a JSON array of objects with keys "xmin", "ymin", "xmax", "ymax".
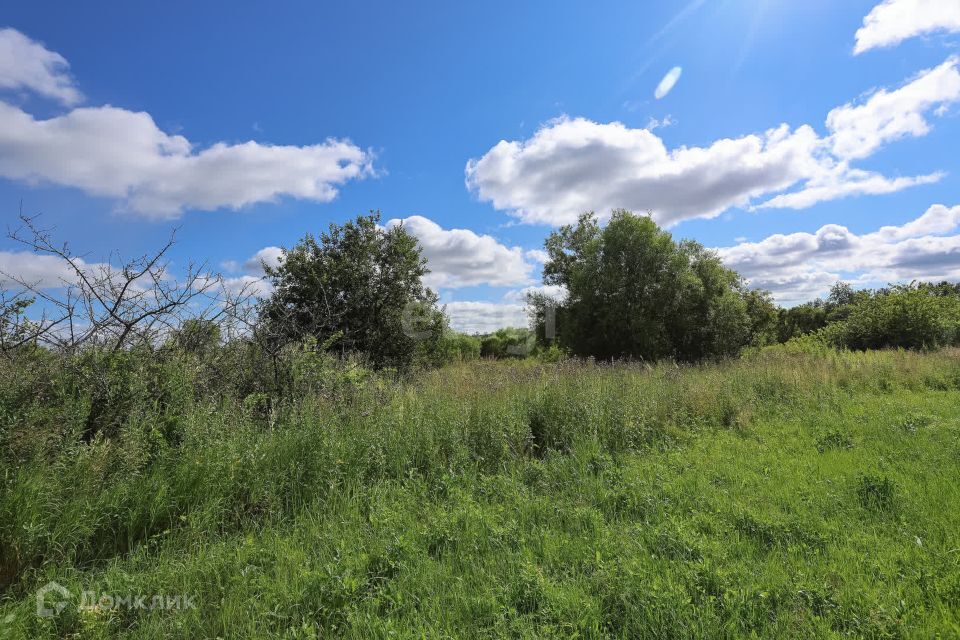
[{"xmin": 1, "ymin": 349, "xmax": 960, "ymax": 637}]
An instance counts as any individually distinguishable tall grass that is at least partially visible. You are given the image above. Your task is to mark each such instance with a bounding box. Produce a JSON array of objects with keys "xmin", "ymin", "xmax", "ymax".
[{"xmin": 1, "ymin": 348, "xmax": 959, "ymax": 637}]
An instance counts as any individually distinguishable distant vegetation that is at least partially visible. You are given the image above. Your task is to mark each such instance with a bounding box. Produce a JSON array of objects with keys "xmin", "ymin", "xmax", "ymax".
[
  {"xmin": 2, "ymin": 209, "xmax": 960, "ymax": 637},
  {"xmin": 780, "ymin": 280, "xmax": 960, "ymax": 351}
]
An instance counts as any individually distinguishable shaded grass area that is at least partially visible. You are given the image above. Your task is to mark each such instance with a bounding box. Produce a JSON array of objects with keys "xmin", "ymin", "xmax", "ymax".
[{"xmin": 2, "ymin": 350, "xmax": 960, "ymax": 637}]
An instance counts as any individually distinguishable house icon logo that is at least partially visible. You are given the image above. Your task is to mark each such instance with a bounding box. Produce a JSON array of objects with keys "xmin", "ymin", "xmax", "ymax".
[{"xmin": 36, "ymin": 582, "xmax": 71, "ymax": 618}]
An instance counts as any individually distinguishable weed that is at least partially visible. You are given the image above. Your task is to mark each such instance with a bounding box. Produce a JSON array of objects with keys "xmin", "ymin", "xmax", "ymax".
[
  {"xmin": 816, "ymin": 429, "xmax": 854, "ymax": 452},
  {"xmin": 856, "ymin": 474, "xmax": 897, "ymax": 512}
]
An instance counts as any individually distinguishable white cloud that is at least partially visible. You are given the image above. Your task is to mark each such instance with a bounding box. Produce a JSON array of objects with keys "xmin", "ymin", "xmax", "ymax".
[
  {"xmin": 444, "ymin": 285, "xmax": 566, "ymax": 334},
  {"xmin": 243, "ymin": 246, "xmax": 283, "ymax": 275},
  {"xmin": 503, "ymin": 284, "xmax": 567, "ymax": 303},
  {"xmin": 756, "ymin": 169, "xmax": 944, "ymax": 210},
  {"xmin": 855, "ymin": 0, "xmax": 960, "ymax": 54},
  {"xmin": 646, "ymin": 114, "xmax": 675, "ymax": 130},
  {"xmin": 0, "ymin": 250, "xmax": 93, "ymax": 288},
  {"xmin": 217, "ymin": 247, "xmax": 280, "ymax": 296},
  {"xmin": 0, "ymin": 102, "xmax": 373, "ymax": 218},
  {"xmin": 0, "ymin": 28, "xmax": 81, "ymax": 105},
  {"xmin": 386, "ymin": 215, "xmax": 534, "ymax": 288},
  {"xmin": 0, "ymin": 30, "xmax": 373, "ymax": 218},
  {"xmin": 0, "ymin": 247, "xmax": 274, "ymax": 300},
  {"xmin": 467, "ymin": 59, "xmax": 957, "ymax": 227},
  {"xmin": 873, "ymin": 202, "xmax": 960, "ymax": 240},
  {"xmin": 231, "ymin": 220, "xmax": 540, "ymax": 302},
  {"xmin": 524, "ymin": 249, "xmax": 550, "ymax": 263},
  {"xmin": 442, "ymin": 300, "xmax": 528, "ymax": 334},
  {"xmin": 717, "ymin": 204, "xmax": 960, "ymax": 304},
  {"xmin": 654, "ymin": 66, "xmax": 683, "ymax": 100},
  {"xmin": 826, "ymin": 56, "xmax": 960, "ymax": 159},
  {"xmin": 221, "ymin": 274, "xmax": 272, "ymax": 297},
  {"xmin": 467, "ymin": 116, "xmax": 826, "ymax": 226}
]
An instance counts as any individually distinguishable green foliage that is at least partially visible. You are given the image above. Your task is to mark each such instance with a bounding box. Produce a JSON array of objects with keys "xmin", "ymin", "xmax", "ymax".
[
  {"xmin": 823, "ymin": 284, "xmax": 960, "ymax": 350},
  {"xmin": 0, "ymin": 294, "xmax": 35, "ymax": 351},
  {"xmin": 776, "ymin": 301, "xmax": 830, "ymax": 342},
  {"xmin": 540, "ymin": 210, "xmax": 771, "ymax": 361},
  {"xmin": 773, "ymin": 282, "xmax": 866, "ymax": 342},
  {"xmin": 856, "ymin": 475, "xmax": 897, "ymax": 512},
  {"xmin": 418, "ymin": 330, "xmax": 481, "ymax": 367},
  {"xmin": 170, "ymin": 319, "xmax": 221, "ymax": 355},
  {"xmin": 259, "ymin": 212, "xmax": 446, "ymax": 370}
]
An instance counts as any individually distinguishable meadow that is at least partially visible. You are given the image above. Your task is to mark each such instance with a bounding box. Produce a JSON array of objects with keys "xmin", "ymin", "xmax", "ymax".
[{"xmin": 1, "ymin": 347, "xmax": 959, "ymax": 638}]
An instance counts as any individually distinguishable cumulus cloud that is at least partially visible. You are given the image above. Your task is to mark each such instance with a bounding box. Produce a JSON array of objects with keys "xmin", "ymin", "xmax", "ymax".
[
  {"xmin": 826, "ymin": 56, "xmax": 960, "ymax": 159},
  {"xmin": 468, "ymin": 116, "xmax": 825, "ymax": 226},
  {"xmin": 524, "ymin": 249, "xmax": 550, "ymax": 263},
  {"xmin": 442, "ymin": 300, "xmax": 528, "ymax": 334},
  {"xmin": 716, "ymin": 204, "xmax": 960, "ymax": 304},
  {"xmin": 0, "ymin": 103, "xmax": 373, "ymax": 218},
  {"xmin": 221, "ymin": 274, "xmax": 272, "ymax": 297},
  {"xmin": 386, "ymin": 215, "xmax": 534, "ymax": 289},
  {"xmin": 503, "ymin": 284, "xmax": 567, "ymax": 303},
  {"xmin": 0, "ymin": 29, "xmax": 373, "ymax": 218},
  {"xmin": 755, "ymin": 169, "xmax": 944, "ymax": 210},
  {"xmin": 467, "ymin": 58, "xmax": 957, "ymax": 227},
  {"xmin": 218, "ymin": 247, "xmax": 282, "ymax": 295},
  {"xmin": 855, "ymin": 0, "xmax": 960, "ymax": 54},
  {"xmin": 0, "ymin": 28, "xmax": 81, "ymax": 105},
  {"xmin": 0, "ymin": 245, "xmax": 276, "ymax": 299},
  {"xmin": 654, "ymin": 66, "xmax": 682, "ymax": 99},
  {"xmin": 0, "ymin": 250, "xmax": 96, "ymax": 288},
  {"xmin": 444, "ymin": 285, "xmax": 566, "ymax": 334},
  {"xmin": 243, "ymin": 246, "xmax": 283, "ymax": 275}
]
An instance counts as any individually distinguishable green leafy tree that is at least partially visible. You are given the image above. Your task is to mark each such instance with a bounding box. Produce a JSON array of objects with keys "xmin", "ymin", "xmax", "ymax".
[
  {"xmin": 824, "ymin": 284, "xmax": 960, "ymax": 351},
  {"xmin": 259, "ymin": 212, "xmax": 445, "ymax": 369},
  {"xmin": 743, "ymin": 288, "xmax": 779, "ymax": 347},
  {"xmin": 777, "ymin": 301, "xmax": 828, "ymax": 342},
  {"xmin": 540, "ymin": 210, "xmax": 764, "ymax": 361}
]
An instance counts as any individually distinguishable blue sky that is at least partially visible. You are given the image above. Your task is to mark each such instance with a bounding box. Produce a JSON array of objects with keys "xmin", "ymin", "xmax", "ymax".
[{"xmin": 2, "ymin": 0, "xmax": 960, "ymax": 332}]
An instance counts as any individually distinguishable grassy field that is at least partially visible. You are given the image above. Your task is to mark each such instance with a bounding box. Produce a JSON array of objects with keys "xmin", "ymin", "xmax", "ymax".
[{"xmin": 2, "ymin": 349, "xmax": 960, "ymax": 638}]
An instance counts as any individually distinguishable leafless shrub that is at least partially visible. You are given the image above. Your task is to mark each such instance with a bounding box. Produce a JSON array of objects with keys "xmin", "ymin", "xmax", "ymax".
[{"xmin": 1, "ymin": 212, "xmax": 259, "ymax": 355}]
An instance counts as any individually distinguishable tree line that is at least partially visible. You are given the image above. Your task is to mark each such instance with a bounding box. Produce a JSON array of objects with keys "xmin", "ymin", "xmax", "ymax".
[{"xmin": 4, "ymin": 208, "xmax": 960, "ymax": 372}]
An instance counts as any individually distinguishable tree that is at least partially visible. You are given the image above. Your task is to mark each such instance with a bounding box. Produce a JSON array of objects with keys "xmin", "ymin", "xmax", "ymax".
[
  {"xmin": 1, "ymin": 212, "xmax": 249, "ymax": 441},
  {"xmin": 824, "ymin": 284, "xmax": 960, "ymax": 351},
  {"xmin": 259, "ymin": 212, "xmax": 445, "ymax": 369},
  {"xmin": 1, "ymin": 213, "xmax": 241, "ymax": 355},
  {"xmin": 539, "ymin": 210, "xmax": 764, "ymax": 361},
  {"xmin": 828, "ymin": 281, "xmax": 856, "ymax": 307},
  {"xmin": 776, "ymin": 301, "xmax": 829, "ymax": 343},
  {"xmin": 743, "ymin": 288, "xmax": 779, "ymax": 347}
]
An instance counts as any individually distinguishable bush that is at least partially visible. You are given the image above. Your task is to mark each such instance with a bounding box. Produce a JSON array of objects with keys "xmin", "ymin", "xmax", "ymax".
[{"xmin": 824, "ymin": 286, "xmax": 960, "ymax": 351}]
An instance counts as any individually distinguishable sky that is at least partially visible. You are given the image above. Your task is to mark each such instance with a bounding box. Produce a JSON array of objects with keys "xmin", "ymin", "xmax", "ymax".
[{"xmin": 1, "ymin": 0, "xmax": 960, "ymax": 333}]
